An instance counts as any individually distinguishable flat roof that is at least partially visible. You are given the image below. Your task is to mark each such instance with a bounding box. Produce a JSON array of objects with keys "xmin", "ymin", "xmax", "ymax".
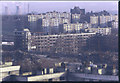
[{"xmin": 0, "ymin": 66, "xmax": 20, "ymax": 73}]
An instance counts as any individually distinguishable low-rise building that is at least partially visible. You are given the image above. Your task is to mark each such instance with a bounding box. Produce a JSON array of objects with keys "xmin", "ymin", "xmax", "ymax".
[{"xmin": 0, "ymin": 62, "xmax": 20, "ymax": 81}]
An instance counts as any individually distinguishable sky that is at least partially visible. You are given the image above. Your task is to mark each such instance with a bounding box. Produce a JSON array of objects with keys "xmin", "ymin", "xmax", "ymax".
[{"xmin": 1, "ymin": 1, "xmax": 118, "ymax": 15}]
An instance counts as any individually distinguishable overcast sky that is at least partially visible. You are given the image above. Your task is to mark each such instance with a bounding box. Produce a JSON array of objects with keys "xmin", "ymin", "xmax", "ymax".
[{"xmin": 1, "ymin": 1, "xmax": 118, "ymax": 15}]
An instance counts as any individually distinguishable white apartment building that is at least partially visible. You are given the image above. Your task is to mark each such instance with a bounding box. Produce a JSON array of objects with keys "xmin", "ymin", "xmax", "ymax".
[
  {"xmin": 90, "ymin": 15, "xmax": 99, "ymax": 24},
  {"xmin": 85, "ymin": 27, "xmax": 111, "ymax": 35}
]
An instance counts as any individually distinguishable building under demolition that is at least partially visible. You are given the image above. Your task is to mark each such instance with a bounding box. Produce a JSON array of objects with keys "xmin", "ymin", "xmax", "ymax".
[{"xmin": 30, "ymin": 32, "xmax": 96, "ymax": 54}]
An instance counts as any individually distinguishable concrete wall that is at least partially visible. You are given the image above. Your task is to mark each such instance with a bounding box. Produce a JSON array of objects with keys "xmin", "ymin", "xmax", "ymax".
[
  {"xmin": 27, "ymin": 72, "xmax": 65, "ymax": 81},
  {"xmin": 67, "ymin": 72, "xmax": 119, "ymax": 81},
  {"xmin": 0, "ymin": 65, "xmax": 20, "ymax": 81}
]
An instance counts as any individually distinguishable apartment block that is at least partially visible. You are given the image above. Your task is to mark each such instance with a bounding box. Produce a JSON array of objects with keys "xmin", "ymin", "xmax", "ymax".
[
  {"xmin": 31, "ymin": 33, "xmax": 96, "ymax": 54},
  {"xmin": 14, "ymin": 29, "xmax": 32, "ymax": 51},
  {"xmin": 85, "ymin": 27, "xmax": 111, "ymax": 35}
]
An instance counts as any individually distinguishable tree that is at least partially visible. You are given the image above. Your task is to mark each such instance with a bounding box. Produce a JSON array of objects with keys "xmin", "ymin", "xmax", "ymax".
[{"xmin": 84, "ymin": 34, "xmax": 118, "ymax": 52}]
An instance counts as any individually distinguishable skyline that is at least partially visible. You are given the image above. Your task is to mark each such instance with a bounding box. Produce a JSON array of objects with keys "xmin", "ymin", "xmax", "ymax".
[
  {"xmin": 1, "ymin": 1, "xmax": 119, "ymax": 82},
  {"xmin": 1, "ymin": 1, "xmax": 118, "ymax": 15}
]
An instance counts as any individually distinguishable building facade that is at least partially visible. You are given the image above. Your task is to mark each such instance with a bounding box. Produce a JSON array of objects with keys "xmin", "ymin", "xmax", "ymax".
[
  {"xmin": 63, "ymin": 22, "xmax": 91, "ymax": 33},
  {"xmin": 14, "ymin": 29, "xmax": 32, "ymax": 51},
  {"xmin": 90, "ymin": 15, "xmax": 99, "ymax": 28},
  {"xmin": 63, "ymin": 23, "xmax": 83, "ymax": 33},
  {"xmin": 85, "ymin": 27, "xmax": 111, "ymax": 35},
  {"xmin": 31, "ymin": 33, "xmax": 96, "ymax": 54},
  {"xmin": 70, "ymin": 6, "xmax": 85, "ymax": 23},
  {"xmin": 0, "ymin": 62, "xmax": 20, "ymax": 81},
  {"xmin": 28, "ymin": 11, "xmax": 71, "ymax": 34}
]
